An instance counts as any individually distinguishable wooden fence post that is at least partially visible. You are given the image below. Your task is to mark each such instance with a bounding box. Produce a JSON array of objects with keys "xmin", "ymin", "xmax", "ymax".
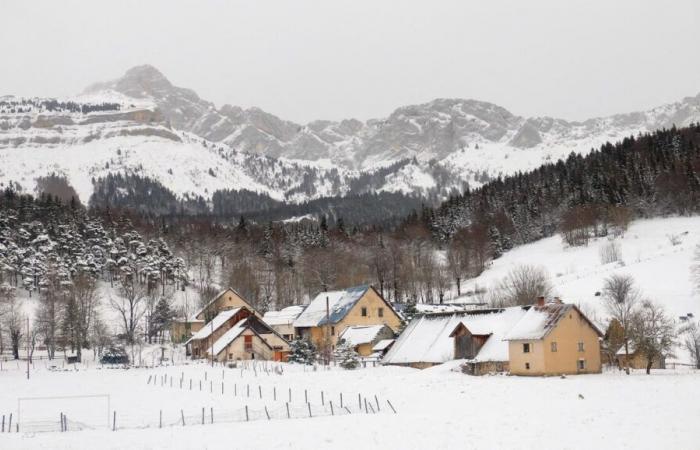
[
  {"xmin": 387, "ymin": 400, "xmax": 397, "ymax": 413},
  {"xmin": 210, "ymin": 407, "xmax": 214, "ymax": 424},
  {"xmin": 273, "ymin": 387, "xmax": 276, "ymax": 401},
  {"xmin": 181, "ymin": 410, "xmax": 185, "ymax": 426},
  {"xmin": 258, "ymin": 385, "xmax": 262, "ymax": 399},
  {"xmin": 374, "ymin": 395, "xmax": 380, "ymax": 412},
  {"xmin": 264, "ymin": 406, "xmax": 270, "ymax": 420},
  {"xmin": 307, "ymin": 402, "xmax": 312, "ymax": 418},
  {"xmin": 8, "ymin": 413, "xmax": 12, "ymax": 433},
  {"xmin": 340, "ymin": 393, "xmax": 343, "ymax": 408},
  {"xmin": 305, "ymin": 389, "xmax": 308, "ymax": 403},
  {"xmin": 330, "ymin": 401, "xmax": 334, "ymax": 416},
  {"xmin": 245, "ymin": 405, "xmax": 249, "ymax": 422},
  {"xmin": 201, "ymin": 407, "xmax": 204, "ymax": 425},
  {"xmin": 286, "ymin": 403, "xmax": 290, "ymax": 419},
  {"xmin": 159, "ymin": 410, "xmax": 162, "ymax": 428},
  {"xmin": 321, "ymin": 391, "xmax": 324, "ymax": 405},
  {"xmin": 358, "ymin": 394, "xmax": 362, "ymax": 409}
]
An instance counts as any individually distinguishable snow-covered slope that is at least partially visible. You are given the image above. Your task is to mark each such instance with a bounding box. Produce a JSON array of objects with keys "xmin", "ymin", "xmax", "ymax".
[
  {"xmin": 0, "ymin": 96, "xmax": 358, "ymax": 204},
  {"xmin": 458, "ymin": 216, "xmax": 699, "ymax": 325}
]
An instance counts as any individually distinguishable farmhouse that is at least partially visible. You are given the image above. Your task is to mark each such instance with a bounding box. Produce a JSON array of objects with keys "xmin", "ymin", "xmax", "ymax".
[
  {"xmin": 384, "ymin": 298, "xmax": 603, "ymax": 376},
  {"xmin": 293, "ymin": 285, "xmax": 402, "ymax": 351},
  {"xmin": 337, "ymin": 324, "xmax": 395, "ymax": 356},
  {"xmin": 263, "ymin": 305, "xmax": 306, "ymax": 341},
  {"xmin": 383, "ymin": 307, "xmax": 527, "ymax": 370},
  {"xmin": 208, "ymin": 315, "xmax": 290, "ymax": 362},
  {"xmin": 171, "ymin": 288, "xmax": 259, "ymax": 343},
  {"xmin": 615, "ymin": 344, "xmax": 666, "ymax": 371},
  {"xmin": 186, "ymin": 307, "xmax": 253, "ymax": 358},
  {"xmin": 504, "ymin": 299, "xmax": 603, "ymax": 376}
]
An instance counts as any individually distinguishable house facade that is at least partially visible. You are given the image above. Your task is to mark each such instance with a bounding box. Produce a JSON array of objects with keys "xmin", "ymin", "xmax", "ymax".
[
  {"xmin": 209, "ymin": 315, "xmax": 291, "ymax": 362},
  {"xmin": 293, "ymin": 285, "xmax": 402, "ymax": 352},
  {"xmin": 263, "ymin": 305, "xmax": 306, "ymax": 341},
  {"xmin": 615, "ymin": 346, "xmax": 666, "ymax": 370},
  {"xmin": 505, "ymin": 299, "xmax": 603, "ymax": 376}
]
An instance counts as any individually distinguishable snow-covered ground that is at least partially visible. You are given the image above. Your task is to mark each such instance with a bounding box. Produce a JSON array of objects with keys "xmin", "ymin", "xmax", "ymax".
[
  {"xmin": 0, "ymin": 359, "xmax": 697, "ymax": 449},
  {"xmin": 458, "ymin": 216, "xmax": 700, "ymax": 324}
]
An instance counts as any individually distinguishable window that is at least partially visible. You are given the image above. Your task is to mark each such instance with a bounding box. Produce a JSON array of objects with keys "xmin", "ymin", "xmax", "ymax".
[
  {"xmin": 578, "ymin": 342, "xmax": 585, "ymax": 352},
  {"xmin": 331, "ymin": 326, "xmax": 335, "ymax": 336},
  {"xmin": 577, "ymin": 359, "xmax": 586, "ymax": 370},
  {"xmin": 378, "ymin": 307, "xmax": 384, "ymax": 318},
  {"xmin": 525, "ymin": 362, "xmax": 530, "ymax": 370},
  {"xmin": 361, "ymin": 307, "xmax": 368, "ymax": 317},
  {"xmin": 550, "ymin": 342, "xmax": 557, "ymax": 352},
  {"xmin": 523, "ymin": 343, "xmax": 530, "ymax": 353}
]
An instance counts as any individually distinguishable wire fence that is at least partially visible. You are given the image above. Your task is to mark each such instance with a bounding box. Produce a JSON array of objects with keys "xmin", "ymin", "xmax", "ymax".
[{"xmin": 5, "ymin": 397, "xmax": 396, "ymax": 434}]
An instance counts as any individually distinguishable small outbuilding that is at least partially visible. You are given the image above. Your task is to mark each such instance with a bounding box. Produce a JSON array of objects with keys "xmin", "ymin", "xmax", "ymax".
[{"xmin": 337, "ymin": 324, "xmax": 395, "ymax": 356}]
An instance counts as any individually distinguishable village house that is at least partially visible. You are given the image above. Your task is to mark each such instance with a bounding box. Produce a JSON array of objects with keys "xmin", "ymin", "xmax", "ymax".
[
  {"xmin": 186, "ymin": 307, "xmax": 253, "ymax": 358},
  {"xmin": 383, "ymin": 307, "xmax": 527, "ymax": 370},
  {"xmin": 615, "ymin": 344, "xmax": 666, "ymax": 371},
  {"xmin": 337, "ymin": 324, "xmax": 395, "ymax": 356},
  {"xmin": 171, "ymin": 288, "xmax": 259, "ymax": 343},
  {"xmin": 293, "ymin": 285, "xmax": 402, "ymax": 352},
  {"xmin": 208, "ymin": 314, "xmax": 291, "ymax": 362},
  {"xmin": 384, "ymin": 297, "xmax": 604, "ymax": 376},
  {"xmin": 504, "ymin": 298, "xmax": 603, "ymax": 376},
  {"xmin": 262, "ymin": 305, "xmax": 306, "ymax": 341},
  {"xmin": 186, "ymin": 305, "xmax": 290, "ymax": 362}
]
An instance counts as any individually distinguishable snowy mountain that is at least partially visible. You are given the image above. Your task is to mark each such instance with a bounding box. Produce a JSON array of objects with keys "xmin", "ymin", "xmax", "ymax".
[{"xmin": 2, "ymin": 65, "xmax": 700, "ymax": 219}]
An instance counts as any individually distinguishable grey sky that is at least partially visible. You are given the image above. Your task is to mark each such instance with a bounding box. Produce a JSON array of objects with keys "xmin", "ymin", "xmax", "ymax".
[{"xmin": 2, "ymin": 0, "xmax": 699, "ymax": 123}]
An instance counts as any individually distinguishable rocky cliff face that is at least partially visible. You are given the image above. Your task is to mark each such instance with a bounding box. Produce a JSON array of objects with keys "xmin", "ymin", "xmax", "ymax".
[{"xmin": 84, "ymin": 65, "xmax": 700, "ymax": 170}]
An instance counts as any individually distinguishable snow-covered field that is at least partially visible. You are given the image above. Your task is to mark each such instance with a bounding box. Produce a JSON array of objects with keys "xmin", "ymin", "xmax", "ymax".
[{"xmin": 0, "ymin": 359, "xmax": 697, "ymax": 449}]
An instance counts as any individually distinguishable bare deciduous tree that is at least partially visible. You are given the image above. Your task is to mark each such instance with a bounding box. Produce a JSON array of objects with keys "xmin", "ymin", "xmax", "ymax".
[
  {"xmin": 602, "ymin": 274, "xmax": 640, "ymax": 374},
  {"xmin": 496, "ymin": 264, "xmax": 553, "ymax": 306},
  {"xmin": 680, "ymin": 320, "xmax": 700, "ymax": 369},
  {"xmin": 629, "ymin": 300, "xmax": 676, "ymax": 374},
  {"xmin": 111, "ymin": 276, "xmax": 147, "ymax": 344}
]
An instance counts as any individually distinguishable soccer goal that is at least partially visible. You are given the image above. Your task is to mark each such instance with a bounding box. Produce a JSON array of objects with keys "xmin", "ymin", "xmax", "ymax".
[{"xmin": 17, "ymin": 394, "xmax": 110, "ymax": 433}]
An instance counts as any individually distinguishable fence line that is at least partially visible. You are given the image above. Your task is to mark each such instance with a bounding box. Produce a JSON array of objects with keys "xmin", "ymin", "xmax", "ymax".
[{"xmin": 11, "ymin": 397, "xmax": 397, "ymax": 434}]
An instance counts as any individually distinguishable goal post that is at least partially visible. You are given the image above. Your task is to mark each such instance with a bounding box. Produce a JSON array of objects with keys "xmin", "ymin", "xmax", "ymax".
[{"xmin": 17, "ymin": 394, "xmax": 110, "ymax": 432}]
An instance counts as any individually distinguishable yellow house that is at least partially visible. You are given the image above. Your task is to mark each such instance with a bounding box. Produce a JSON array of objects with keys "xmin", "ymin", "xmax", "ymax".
[
  {"xmin": 293, "ymin": 285, "xmax": 402, "ymax": 352},
  {"xmin": 505, "ymin": 299, "xmax": 603, "ymax": 376},
  {"xmin": 171, "ymin": 288, "xmax": 259, "ymax": 343}
]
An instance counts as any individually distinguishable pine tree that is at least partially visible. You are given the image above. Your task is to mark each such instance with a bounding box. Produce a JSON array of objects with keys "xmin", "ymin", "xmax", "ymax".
[
  {"xmin": 287, "ymin": 338, "xmax": 317, "ymax": 365},
  {"xmin": 334, "ymin": 339, "xmax": 359, "ymax": 369}
]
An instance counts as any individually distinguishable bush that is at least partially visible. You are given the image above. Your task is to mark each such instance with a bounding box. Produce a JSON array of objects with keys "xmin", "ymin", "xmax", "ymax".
[{"xmin": 599, "ymin": 240, "xmax": 621, "ymax": 264}]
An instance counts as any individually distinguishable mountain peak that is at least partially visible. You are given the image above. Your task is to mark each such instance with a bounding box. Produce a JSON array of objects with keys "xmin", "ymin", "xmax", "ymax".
[{"xmin": 122, "ymin": 64, "xmax": 170, "ymax": 83}]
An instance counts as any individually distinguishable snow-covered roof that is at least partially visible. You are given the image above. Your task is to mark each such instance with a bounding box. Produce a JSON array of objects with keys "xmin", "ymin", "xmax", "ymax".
[
  {"xmin": 263, "ymin": 305, "xmax": 306, "ymax": 326},
  {"xmin": 186, "ymin": 307, "xmax": 243, "ymax": 343},
  {"xmin": 504, "ymin": 302, "xmax": 603, "ymax": 341},
  {"xmin": 372, "ymin": 339, "xmax": 395, "ymax": 352},
  {"xmin": 208, "ymin": 318, "xmax": 249, "ymax": 356},
  {"xmin": 338, "ymin": 325, "xmax": 388, "ymax": 347},
  {"xmin": 294, "ymin": 285, "xmax": 371, "ymax": 328},
  {"xmin": 415, "ymin": 303, "xmax": 488, "ymax": 314},
  {"xmin": 191, "ymin": 288, "xmax": 253, "ymax": 321},
  {"xmin": 383, "ymin": 307, "xmax": 528, "ymax": 365}
]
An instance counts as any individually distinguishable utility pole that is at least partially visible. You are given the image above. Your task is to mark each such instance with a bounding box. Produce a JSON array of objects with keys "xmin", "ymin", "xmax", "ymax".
[
  {"xmin": 26, "ymin": 317, "xmax": 30, "ymax": 380},
  {"xmin": 325, "ymin": 296, "xmax": 330, "ymax": 365}
]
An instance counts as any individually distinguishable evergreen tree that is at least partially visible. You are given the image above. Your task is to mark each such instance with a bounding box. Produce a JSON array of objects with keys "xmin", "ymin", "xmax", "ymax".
[
  {"xmin": 334, "ymin": 339, "xmax": 359, "ymax": 369},
  {"xmin": 287, "ymin": 338, "xmax": 317, "ymax": 365}
]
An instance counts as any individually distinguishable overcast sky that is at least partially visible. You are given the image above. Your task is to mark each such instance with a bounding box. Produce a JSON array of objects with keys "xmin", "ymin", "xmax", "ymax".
[{"xmin": 2, "ymin": 0, "xmax": 699, "ymax": 123}]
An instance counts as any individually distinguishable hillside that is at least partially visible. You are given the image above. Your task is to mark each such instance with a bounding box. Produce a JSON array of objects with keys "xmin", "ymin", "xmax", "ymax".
[{"xmin": 458, "ymin": 216, "xmax": 699, "ymax": 323}]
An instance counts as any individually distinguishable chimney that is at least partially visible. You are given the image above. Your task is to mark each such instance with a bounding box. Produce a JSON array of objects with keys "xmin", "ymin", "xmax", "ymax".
[{"xmin": 536, "ymin": 296, "xmax": 545, "ymax": 307}]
